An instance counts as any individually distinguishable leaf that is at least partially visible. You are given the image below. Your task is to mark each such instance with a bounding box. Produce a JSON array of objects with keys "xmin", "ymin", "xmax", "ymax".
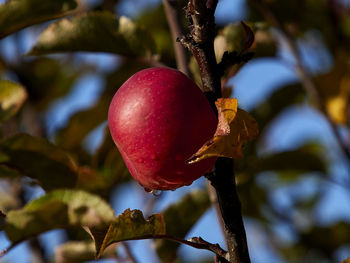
[
  {"xmin": 4, "ymin": 189, "xmax": 114, "ymax": 244},
  {"xmin": 254, "ymin": 145, "xmax": 326, "ymax": 174},
  {"xmin": 155, "ymin": 190, "xmax": 210, "ymax": 263},
  {"xmin": 0, "ymin": 164, "xmax": 22, "ymax": 179},
  {"xmin": 220, "ymin": 22, "xmax": 276, "ymax": 57},
  {"xmin": 314, "ymin": 52, "xmax": 350, "ymax": 124},
  {"xmin": 0, "ymin": 0, "xmax": 77, "ymax": 39},
  {"xmin": 299, "ymin": 222, "xmax": 350, "ymax": 256},
  {"xmin": 95, "ymin": 209, "xmax": 166, "ymax": 258},
  {"xmin": 188, "ymin": 98, "xmax": 259, "ymax": 163},
  {"xmin": 0, "ymin": 80, "xmax": 27, "ymax": 122},
  {"xmin": 0, "ymin": 134, "xmax": 78, "ymax": 191},
  {"xmin": 55, "ymin": 241, "xmax": 96, "ymax": 263},
  {"xmin": 29, "ymin": 12, "xmax": 156, "ymax": 57},
  {"xmin": 342, "ymin": 258, "xmax": 350, "ymax": 263},
  {"xmin": 15, "ymin": 57, "xmax": 82, "ymax": 111},
  {"xmin": 89, "ymin": 128, "xmax": 131, "ymax": 193},
  {"xmin": 251, "ymin": 83, "xmax": 304, "ymax": 130}
]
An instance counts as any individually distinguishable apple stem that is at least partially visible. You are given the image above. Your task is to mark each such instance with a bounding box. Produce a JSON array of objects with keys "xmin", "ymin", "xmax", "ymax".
[{"xmin": 178, "ymin": 1, "xmax": 251, "ymax": 262}]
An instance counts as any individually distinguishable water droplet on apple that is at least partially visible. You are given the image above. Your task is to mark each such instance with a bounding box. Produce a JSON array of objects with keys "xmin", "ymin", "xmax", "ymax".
[
  {"xmin": 137, "ymin": 158, "xmax": 144, "ymax": 163},
  {"xmin": 150, "ymin": 189, "xmax": 162, "ymax": 196}
]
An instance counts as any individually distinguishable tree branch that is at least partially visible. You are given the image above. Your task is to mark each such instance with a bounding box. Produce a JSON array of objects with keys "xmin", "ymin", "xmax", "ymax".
[
  {"xmin": 162, "ymin": 0, "xmax": 190, "ymax": 76},
  {"xmin": 121, "ymin": 242, "xmax": 138, "ymax": 263},
  {"xmin": 180, "ymin": 1, "xmax": 251, "ymax": 262},
  {"xmin": 206, "ymin": 160, "xmax": 250, "ymax": 263},
  {"xmin": 250, "ymin": 0, "xmax": 350, "ymax": 163}
]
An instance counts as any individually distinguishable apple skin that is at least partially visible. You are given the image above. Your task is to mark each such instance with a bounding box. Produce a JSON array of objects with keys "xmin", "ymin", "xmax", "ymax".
[{"xmin": 108, "ymin": 67, "xmax": 217, "ymax": 191}]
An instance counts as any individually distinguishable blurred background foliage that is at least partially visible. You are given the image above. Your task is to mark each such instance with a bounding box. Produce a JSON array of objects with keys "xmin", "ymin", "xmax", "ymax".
[{"xmin": 0, "ymin": 0, "xmax": 350, "ymax": 263}]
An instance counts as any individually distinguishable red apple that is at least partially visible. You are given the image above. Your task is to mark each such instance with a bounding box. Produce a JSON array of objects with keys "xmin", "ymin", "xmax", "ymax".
[{"xmin": 108, "ymin": 67, "xmax": 217, "ymax": 191}]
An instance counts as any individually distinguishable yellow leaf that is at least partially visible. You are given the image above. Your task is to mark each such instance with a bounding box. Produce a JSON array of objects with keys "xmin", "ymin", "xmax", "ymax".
[
  {"xmin": 315, "ymin": 52, "xmax": 350, "ymax": 124},
  {"xmin": 342, "ymin": 258, "xmax": 350, "ymax": 263},
  {"xmin": 187, "ymin": 98, "xmax": 258, "ymax": 164}
]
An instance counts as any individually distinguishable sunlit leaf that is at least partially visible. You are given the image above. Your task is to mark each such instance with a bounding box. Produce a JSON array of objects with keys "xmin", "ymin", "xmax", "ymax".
[
  {"xmin": 155, "ymin": 190, "xmax": 210, "ymax": 263},
  {"xmin": 314, "ymin": 52, "xmax": 350, "ymax": 124},
  {"xmin": 95, "ymin": 209, "xmax": 166, "ymax": 258},
  {"xmin": 29, "ymin": 12, "xmax": 156, "ymax": 57},
  {"xmin": 218, "ymin": 22, "xmax": 276, "ymax": 58},
  {"xmin": 342, "ymin": 258, "xmax": 350, "ymax": 263},
  {"xmin": 4, "ymin": 190, "xmax": 114, "ymax": 244},
  {"xmin": 0, "ymin": 0, "xmax": 77, "ymax": 39},
  {"xmin": 55, "ymin": 241, "xmax": 96, "ymax": 263},
  {"xmin": 0, "ymin": 134, "xmax": 78, "ymax": 191},
  {"xmin": 0, "ymin": 188, "xmax": 20, "ymax": 213},
  {"xmin": 188, "ymin": 98, "xmax": 259, "ymax": 163},
  {"xmin": 0, "ymin": 80, "xmax": 27, "ymax": 122}
]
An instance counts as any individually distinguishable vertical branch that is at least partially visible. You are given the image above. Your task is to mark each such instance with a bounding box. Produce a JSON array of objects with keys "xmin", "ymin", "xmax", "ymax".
[
  {"xmin": 179, "ymin": 0, "xmax": 220, "ymax": 95},
  {"xmin": 207, "ymin": 159, "xmax": 250, "ymax": 263},
  {"xmin": 162, "ymin": 0, "xmax": 190, "ymax": 76},
  {"xmin": 179, "ymin": 1, "xmax": 251, "ymax": 262}
]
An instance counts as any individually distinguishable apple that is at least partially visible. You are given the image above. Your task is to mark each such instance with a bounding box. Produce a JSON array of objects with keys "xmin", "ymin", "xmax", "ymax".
[{"xmin": 108, "ymin": 67, "xmax": 217, "ymax": 191}]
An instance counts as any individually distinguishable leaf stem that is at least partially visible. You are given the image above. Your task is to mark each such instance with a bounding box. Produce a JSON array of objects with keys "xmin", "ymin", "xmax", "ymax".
[
  {"xmin": 121, "ymin": 242, "xmax": 138, "ymax": 263},
  {"xmin": 123, "ymin": 235, "xmax": 229, "ymax": 262}
]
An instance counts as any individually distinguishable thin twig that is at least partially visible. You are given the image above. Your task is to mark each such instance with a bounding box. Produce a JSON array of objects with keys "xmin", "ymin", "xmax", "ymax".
[
  {"xmin": 121, "ymin": 242, "xmax": 138, "ymax": 263},
  {"xmin": 124, "ymin": 234, "xmax": 229, "ymax": 261},
  {"xmin": 0, "ymin": 248, "xmax": 8, "ymax": 258},
  {"xmin": 206, "ymin": 180, "xmax": 226, "ymax": 237},
  {"xmin": 162, "ymin": 0, "xmax": 190, "ymax": 76}
]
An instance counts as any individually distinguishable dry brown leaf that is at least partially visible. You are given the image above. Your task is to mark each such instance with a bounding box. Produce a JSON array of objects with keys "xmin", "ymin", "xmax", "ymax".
[{"xmin": 187, "ymin": 98, "xmax": 258, "ymax": 164}]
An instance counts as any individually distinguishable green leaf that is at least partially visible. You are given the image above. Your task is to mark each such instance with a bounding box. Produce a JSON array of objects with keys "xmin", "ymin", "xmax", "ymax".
[
  {"xmin": 92, "ymin": 127, "xmax": 131, "ymax": 187},
  {"xmin": 15, "ymin": 57, "xmax": 82, "ymax": 111},
  {"xmin": 251, "ymin": 83, "xmax": 305, "ymax": 130},
  {"xmin": 0, "ymin": 164, "xmax": 22, "ymax": 179},
  {"xmin": 55, "ymin": 240, "xmax": 116, "ymax": 263},
  {"xmin": 29, "ymin": 12, "xmax": 156, "ymax": 57},
  {"xmin": 0, "ymin": 134, "xmax": 78, "ymax": 191},
  {"xmin": 155, "ymin": 190, "xmax": 210, "ymax": 263},
  {"xmin": 4, "ymin": 189, "xmax": 114, "ymax": 244},
  {"xmin": 55, "ymin": 241, "xmax": 96, "ymax": 263},
  {"xmin": 0, "ymin": 0, "xmax": 77, "ymax": 39},
  {"xmin": 299, "ymin": 222, "xmax": 350, "ymax": 256},
  {"xmin": 254, "ymin": 145, "xmax": 326, "ymax": 175},
  {"xmin": 95, "ymin": 209, "xmax": 166, "ymax": 258},
  {"xmin": 0, "ymin": 80, "xmax": 27, "ymax": 122}
]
